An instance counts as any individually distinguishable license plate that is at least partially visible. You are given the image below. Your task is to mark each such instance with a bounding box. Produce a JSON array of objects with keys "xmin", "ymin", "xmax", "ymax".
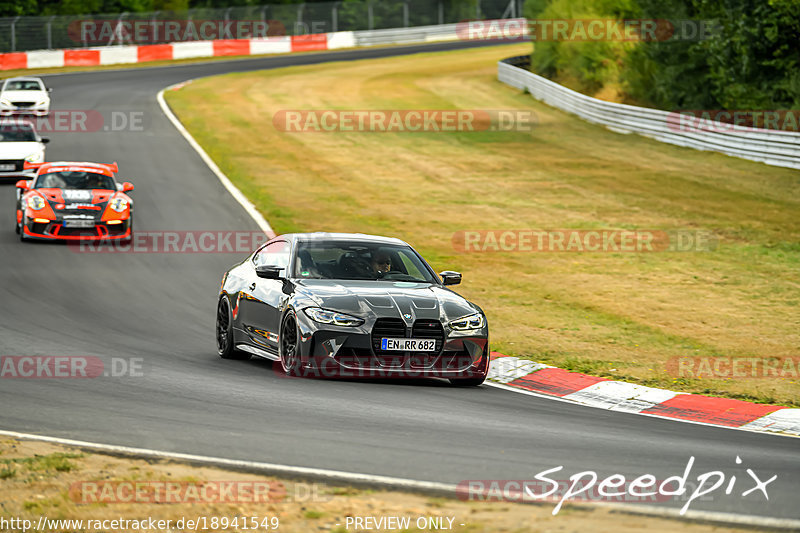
[
  {"xmin": 63, "ymin": 219, "xmax": 94, "ymax": 228},
  {"xmin": 0, "ymin": 164, "xmax": 15, "ymax": 171},
  {"xmin": 381, "ymin": 338, "xmax": 437, "ymax": 352}
]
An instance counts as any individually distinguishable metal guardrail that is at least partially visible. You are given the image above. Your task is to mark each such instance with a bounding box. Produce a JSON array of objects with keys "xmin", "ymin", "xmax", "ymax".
[
  {"xmin": 498, "ymin": 55, "xmax": 800, "ymax": 170},
  {"xmin": 0, "ymin": 0, "xmax": 522, "ymax": 53}
]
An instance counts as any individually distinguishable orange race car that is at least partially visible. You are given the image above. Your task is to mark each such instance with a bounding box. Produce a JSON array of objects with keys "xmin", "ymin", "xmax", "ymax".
[{"xmin": 15, "ymin": 161, "xmax": 133, "ymax": 242}]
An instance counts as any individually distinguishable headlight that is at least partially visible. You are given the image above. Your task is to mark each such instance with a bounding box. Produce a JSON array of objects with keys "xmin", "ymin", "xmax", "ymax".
[
  {"xmin": 109, "ymin": 198, "xmax": 128, "ymax": 212},
  {"xmin": 28, "ymin": 195, "xmax": 46, "ymax": 210},
  {"xmin": 449, "ymin": 313, "xmax": 484, "ymax": 331},
  {"xmin": 25, "ymin": 152, "xmax": 44, "ymax": 163},
  {"xmin": 0, "ymin": 99, "xmax": 10, "ymax": 106},
  {"xmin": 303, "ymin": 307, "xmax": 364, "ymax": 327}
]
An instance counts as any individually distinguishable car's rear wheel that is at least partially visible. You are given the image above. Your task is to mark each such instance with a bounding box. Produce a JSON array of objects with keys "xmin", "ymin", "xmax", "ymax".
[
  {"xmin": 279, "ymin": 311, "xmax": 301, "ymax": 376},
  {"xmin": 216, "ymin": 296, "xmax": 249, "ymax": 360}
]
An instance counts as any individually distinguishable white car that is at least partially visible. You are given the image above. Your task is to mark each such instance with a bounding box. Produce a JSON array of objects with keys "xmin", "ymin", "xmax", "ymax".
[
  {"xmin": 0, "ymin": 77, "xmax": 51, "ymax": 117},
  {"xmin": 0, "ymin": 120, "xmax": 49, "ymax": 180}
]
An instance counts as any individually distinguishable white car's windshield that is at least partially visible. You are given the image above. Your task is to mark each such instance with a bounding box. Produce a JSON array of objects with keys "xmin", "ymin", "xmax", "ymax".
[
  {"xmin": 0, "ymin": 124, "xmax": 36, "ymax": 142},
  {"xmin": 4, "ymin": 81, "xmax": 43, "ymax": 91}
]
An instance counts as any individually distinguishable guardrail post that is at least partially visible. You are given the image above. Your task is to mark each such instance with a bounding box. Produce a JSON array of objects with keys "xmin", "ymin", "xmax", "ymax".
[
  {"xmin": 46, "ymin": 15, "xmax": 55, "ymax": 49},
  {"xmin": 476, "ymin": 0, "xmax": 481, "ymax": 19},
  {"xmin": 368, "ymin": 1, "xmax": 374, "ymax": 30},
  {"xmin": 438, "ymin": 1, "xmax": 444, "ymax": 25},
  {"xmin": 297, "ymin": 3, "xmax": 304, "ymax": 35},
  {"xmin": 11, "ymin": 16, "xmax": 20, "ymax": 52},
  {"xmin": 151, "ymin": 11, "xmax": 159, "ymax": 44},
  {"xmin": 332, "ymin": 2, "xmax": 340, "ymax": 32},
  {"xmin": 402, "ymin": 0, "xmax": 409, "ymax": 27}
]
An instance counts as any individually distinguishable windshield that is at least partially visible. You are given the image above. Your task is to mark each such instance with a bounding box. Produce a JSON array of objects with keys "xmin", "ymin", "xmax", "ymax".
[
  {"xmin": 4, "ymin": 80, "xmax": 43, "ymax": 91},
  {"xmin": 0, "ymin": 124, "xmax": 36, "ymax": 142},
  {"xmin": 35, "ymin": 171, "xmax": 115, "ymax": 190},
  {"xmin": 294, "ymin": 240, "xmax": 437, "ymax": 283}
]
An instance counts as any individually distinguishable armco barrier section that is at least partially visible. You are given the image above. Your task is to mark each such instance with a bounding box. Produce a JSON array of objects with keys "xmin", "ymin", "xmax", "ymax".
[
  {"xmin": 0, "ymin": 20, "xmax": 490, "ymax": 71},
  {"xmin": 498, "ymin": 55, "xmax": 800, "ymax": 171}
]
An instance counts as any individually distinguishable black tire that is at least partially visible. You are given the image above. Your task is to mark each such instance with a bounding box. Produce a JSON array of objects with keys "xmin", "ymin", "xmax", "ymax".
[
  {"xmin": 279, "ymin": 311, "xmax": 302, "ymax": 376},
  {"xmin": 14, "ymin": 219, "xmax": 19, "ymax": 234},
  {"xmin": 216, "ymin": 296, "xmax": 249, "ymax": 360},
  {"xmin": 449, "ymin": 376, "xmax": 487, "ymax": 387},
  {"xmin": 18, "ymin": 217, "xmax": 27, "ymax": 242}
]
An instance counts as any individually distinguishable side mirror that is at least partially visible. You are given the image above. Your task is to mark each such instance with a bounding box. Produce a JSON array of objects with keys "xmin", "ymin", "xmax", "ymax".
[
  {"xmin": 47, "ymin": 87, "xmax": 52, "ymax": 93},
  {"xmin": 256, "ymin": 265, "xmax": 284, "ymax": 279},
  {"xmin": 15, "ymin": 180, "xmax": 29, "ymax": 190},
  {"xmin": 440, "ymin": 271, "xmax": 462, "ymax": 286},
  {"xmin": 41, "ymin": 137, "xmax": 50, "ymax": 144},
  {"xmin": 121, "ymin": 182, "xmax": 134, "ymax": 192}
]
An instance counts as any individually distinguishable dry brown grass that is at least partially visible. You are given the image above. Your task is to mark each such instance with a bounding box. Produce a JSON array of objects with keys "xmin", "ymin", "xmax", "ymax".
[
  {"xmin": 0, "ymin": 437, "xmax": 759, "ymax": 532},
  {"xmin": 166, "ymin": 43, "xmax": 800, "ymax": 405}
]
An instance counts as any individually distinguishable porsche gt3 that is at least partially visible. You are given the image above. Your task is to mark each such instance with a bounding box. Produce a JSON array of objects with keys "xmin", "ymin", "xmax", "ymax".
[
  {"xmin": 216, "ymin": 233, "xmax": 489, "ymax": 385},
  {"xmin": 15, "ymin": 161, "xmax": 133, "ymax": 242}
]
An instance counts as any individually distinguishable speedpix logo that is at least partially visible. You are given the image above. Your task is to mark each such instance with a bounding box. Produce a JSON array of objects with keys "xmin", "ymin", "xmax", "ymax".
[{"xmin": 458, "ymin": 456, "xmax": 776, "ymax": 515}]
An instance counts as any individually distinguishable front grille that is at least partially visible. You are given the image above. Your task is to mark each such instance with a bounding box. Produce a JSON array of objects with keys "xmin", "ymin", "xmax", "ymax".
[
  {"xmin": 53, "ymin": 225, "xmax": 102, "ymax": 237},
  {"xmin": 0, "ymin": 159, "xmax": 24, "ymax": 171},
  {"xmin": 412, "ymin": 320, "xmax": 444, "ymax": 349},
  {"xmin": 371, "ymin": 318, "xmax": 406, "ymax": 357},
  {"xmin": 11, "ymin": 101, "xmax": 35, "ymax": 108}
]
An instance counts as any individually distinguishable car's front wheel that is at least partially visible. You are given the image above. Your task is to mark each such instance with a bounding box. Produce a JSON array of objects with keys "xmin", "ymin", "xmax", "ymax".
[
  {"xmin": 279, "ymin": 311, "xmax": 302, "ymax": 376},
  {"xmin": 216, "ymin": 296, "xmax": 249, "ymax": 360}
]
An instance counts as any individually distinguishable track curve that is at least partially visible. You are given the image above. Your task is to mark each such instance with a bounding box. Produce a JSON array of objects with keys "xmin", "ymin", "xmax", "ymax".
[{"xmin": 1, "ymin": 42, "xmax": 798, "ymax": 523}]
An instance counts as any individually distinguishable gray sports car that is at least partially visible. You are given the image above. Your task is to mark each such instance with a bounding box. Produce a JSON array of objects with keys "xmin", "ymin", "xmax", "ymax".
[{"xmin": 216, "ymin": 232, "xmax": 489, "ymax": 385}]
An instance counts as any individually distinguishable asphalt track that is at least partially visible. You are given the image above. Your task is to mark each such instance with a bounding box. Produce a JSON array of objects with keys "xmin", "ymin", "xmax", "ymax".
[{"xmin": 0, "ymin": 41, "xmax": 798, "ymax": 524}]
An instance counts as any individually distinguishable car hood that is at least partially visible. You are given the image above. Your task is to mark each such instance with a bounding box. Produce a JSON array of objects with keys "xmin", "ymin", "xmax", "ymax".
[
  {"xmin": 0, "ymin": 142, "xmax": 43, "ymax": 159},
  {"xmin": 295, "ymin": 279, "xmax": 479, "ymax": 324},
  {"xmin": 1, "ymin": 90, "xmax": 48, "ymax": 102}
]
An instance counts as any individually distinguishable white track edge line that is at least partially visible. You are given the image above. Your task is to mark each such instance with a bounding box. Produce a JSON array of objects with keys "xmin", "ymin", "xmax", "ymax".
[
  {"xmin": 156, "ymin": 85, "xmax": 275, "ymax": 238},
  {"xmin": 2, "ymin": 429, "xmax": 799, "ymax": 531}
]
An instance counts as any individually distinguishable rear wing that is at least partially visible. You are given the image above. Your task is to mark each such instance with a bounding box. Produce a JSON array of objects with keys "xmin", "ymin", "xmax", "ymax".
[{"xmin": 22, "ymin": 161, "xmax": 119, "ymax": 174}]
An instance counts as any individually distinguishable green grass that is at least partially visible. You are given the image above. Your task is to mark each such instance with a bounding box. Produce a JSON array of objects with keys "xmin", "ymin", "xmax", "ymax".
[{"xmin": 1, "ymin": 452, "xmax": 83, "ymax": 474}]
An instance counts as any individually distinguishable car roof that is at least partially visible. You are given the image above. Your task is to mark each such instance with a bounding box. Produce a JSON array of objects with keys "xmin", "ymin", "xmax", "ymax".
[
  {"xmin": 3, "ymin": 77, "xmax": 44, "ymax": 83},
  {"xmin": 279, "ymin": 232, "xmax": 409, "ymax": 246}
]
